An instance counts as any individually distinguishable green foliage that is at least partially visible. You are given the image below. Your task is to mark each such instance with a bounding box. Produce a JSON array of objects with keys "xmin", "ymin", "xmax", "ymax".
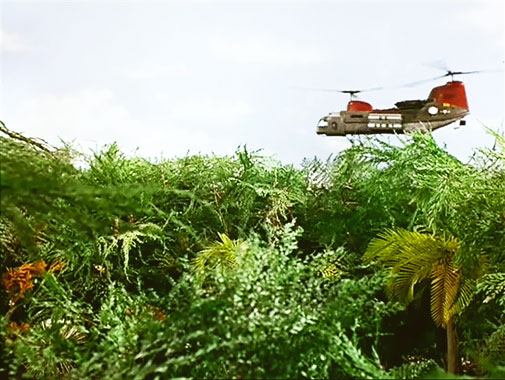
[
  {"xmin": 477, "ymin": 273, "xmax": 505, "ymax": 307},
  {"xmin": 118, "ymin": 224, "xmax": 390, "ymax": 379},
  {"xmin": 472, "ymin": 273, "xmax": 505, "ymax": 377},
  {"xmin": 389, "ymin": 356, "xmax": 440, "ymax": 379},
  {"xmin": 299, "ymin": 133, "xmax": 505, "ymax": 271},
  {"xmin": 483, "ymin": 323, "xmax": 505, "ymax": 361},
  {"xmin": 2, "ymin": 123, "xmax": 505, "ymax": 378}
]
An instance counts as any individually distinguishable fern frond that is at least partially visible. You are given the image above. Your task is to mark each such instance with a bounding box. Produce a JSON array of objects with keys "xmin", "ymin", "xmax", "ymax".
[{"xmin": 98, "ymin": 222, "xmax": 163, "ymax": 279}]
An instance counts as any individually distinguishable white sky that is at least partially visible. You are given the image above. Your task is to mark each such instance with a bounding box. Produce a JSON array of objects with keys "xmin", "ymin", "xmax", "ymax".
[{"xmin": 1, "ymin": 0, "xmax": 504, "ymax": 164}]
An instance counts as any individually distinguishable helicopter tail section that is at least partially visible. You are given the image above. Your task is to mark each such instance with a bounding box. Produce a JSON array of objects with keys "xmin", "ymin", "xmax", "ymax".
[{"xmin": 428, "ymin": 81, "xmax": 469, "ymax": 110}]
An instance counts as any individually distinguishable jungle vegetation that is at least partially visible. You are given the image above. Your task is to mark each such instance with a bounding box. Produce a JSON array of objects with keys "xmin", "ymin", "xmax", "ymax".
[{"xmin": 1, "ymin": 120, "xmax": 504, "ymax": 379}]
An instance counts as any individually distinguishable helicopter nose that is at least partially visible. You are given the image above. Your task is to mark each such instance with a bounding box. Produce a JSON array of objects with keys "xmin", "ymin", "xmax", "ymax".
[
  {"xmin": 316, "ymin": 118, "xmax": 329, "ymax": 134},
  {"xmin": 317, "ymin": 118, "xmax": 329, "ymax": 128}
]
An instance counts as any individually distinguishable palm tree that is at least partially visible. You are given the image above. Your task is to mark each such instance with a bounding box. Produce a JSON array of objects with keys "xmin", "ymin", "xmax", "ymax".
[{"xmin": 364, "ymin": 229, "xmax": 475, "ymax": 374}]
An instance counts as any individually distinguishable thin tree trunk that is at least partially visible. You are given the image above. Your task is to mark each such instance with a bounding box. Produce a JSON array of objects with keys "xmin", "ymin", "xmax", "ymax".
[{"xmin": 446, "ymin": 317, "xmax": 458, "ymax": 374}]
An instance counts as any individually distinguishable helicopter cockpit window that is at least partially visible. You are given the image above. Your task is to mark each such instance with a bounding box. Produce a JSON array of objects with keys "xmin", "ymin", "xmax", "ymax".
[{"xmin": 317, "ymin": 119, "xmax": 328, "ymax": 128}]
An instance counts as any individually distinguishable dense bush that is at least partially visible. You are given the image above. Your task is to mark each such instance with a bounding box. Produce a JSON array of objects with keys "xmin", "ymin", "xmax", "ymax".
[{"xmin": 1, "ymin": 121, "xmax": 504, "ymax": 378}]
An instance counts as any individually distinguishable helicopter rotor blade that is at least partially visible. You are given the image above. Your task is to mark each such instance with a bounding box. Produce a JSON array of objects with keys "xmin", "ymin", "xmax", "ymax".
[
  {"xmin": 392, "ymin": 68, "xmax": 502, "ymax": 87},
  {"xmin": 396, "ymin": 75, "xmax": 447, "ymax": 88},
  {"xmin": 442, "ymin": 69, "xmax": 499, "ymax": 77},
  {"xmin": 291, "ymin": 67, "xmax": 503, "ymax": 95},
  {"xmin": 289, "ymin": 86, "xmax": 355, "ymax": 93},
  {"xmin": 290, "ymin": 86, "xmax": 360, "ymax": 94},
  {"xmin": 290, "ymin": 86, "xmax": 385, "ymax": 95},
  {"xmin": 445, "ymin": 70, "xmax": 478, "ymax": 76},
  {"xmin": 340, "ymin": 90, "xmax": 362, "ymax": 95}
]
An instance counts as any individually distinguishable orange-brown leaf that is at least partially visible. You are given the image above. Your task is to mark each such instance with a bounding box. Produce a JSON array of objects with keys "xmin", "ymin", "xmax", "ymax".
[{"xmin": 2, "ymin": 260, "xmax": 48, "ymax": 304}]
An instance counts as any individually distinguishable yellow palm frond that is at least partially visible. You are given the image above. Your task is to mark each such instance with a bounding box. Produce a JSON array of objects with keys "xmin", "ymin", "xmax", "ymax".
[
  {"xmin": 315, "ymin": 249, "xmax": 350, "ymax": 281},
  {"xmin": 192, "ymin": 233, "xmax": 247, "ymax": 278},
  {"xmin": 364, "ymin": 228, "xmax": 473, "ymax": 324},
  {"xmin": 320, "ymin": 263, "xmax": 340, "ymax": 279},
  {"xmin": 365, "ymin": 229, "xmax": 459, "ymax": 305},
  {"xmin": 449, "ymin": 277, "xmax": 476, "ymax": 317},
  {"xmin": 430, "ymin": 260, "xmax": 461, "ymax": 327}
]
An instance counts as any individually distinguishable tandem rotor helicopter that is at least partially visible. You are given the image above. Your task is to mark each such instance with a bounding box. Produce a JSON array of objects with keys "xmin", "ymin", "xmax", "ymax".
[{"xmin": 311, "ymin": 68, "xmax": 497, "ymax": 136}]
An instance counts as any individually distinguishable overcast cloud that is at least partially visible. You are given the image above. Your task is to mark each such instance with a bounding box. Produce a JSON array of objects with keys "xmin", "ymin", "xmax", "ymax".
[{"xmin": 0, "ymin": 0, "xmax": 503, "ymax": 164}]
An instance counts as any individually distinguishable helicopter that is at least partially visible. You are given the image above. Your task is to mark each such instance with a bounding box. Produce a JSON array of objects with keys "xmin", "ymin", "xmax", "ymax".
[{"xmin": 315, "ymin": 70, "xmax": 481, "ymax": 136}]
